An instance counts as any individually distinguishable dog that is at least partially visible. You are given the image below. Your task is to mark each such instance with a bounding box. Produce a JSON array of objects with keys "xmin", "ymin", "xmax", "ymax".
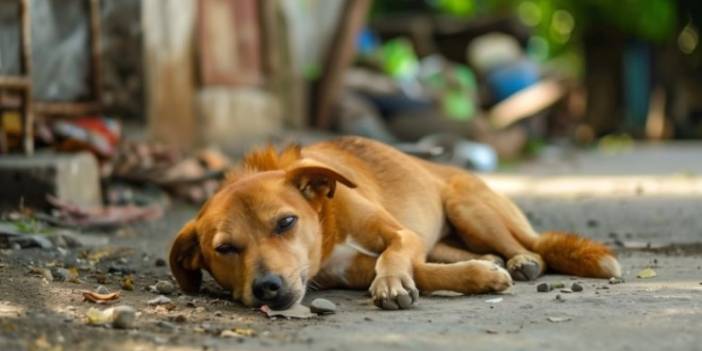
[{"xmin": 169, "ymin": 137, "xmax": 620, "ymax": 310}]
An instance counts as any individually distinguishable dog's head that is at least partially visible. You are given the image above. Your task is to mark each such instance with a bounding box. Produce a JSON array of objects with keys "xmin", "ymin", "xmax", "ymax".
[{"xmin": 169, "ymin": 155, "xmax": 355, "ymax": 310}]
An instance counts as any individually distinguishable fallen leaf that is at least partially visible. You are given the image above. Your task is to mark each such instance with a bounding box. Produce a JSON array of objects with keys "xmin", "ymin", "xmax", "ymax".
[
  {"xmin": 220, "ymin": 328, "xmax": 256, "ymax": 338},
  {"xmin": 86, "ymin": 307, "xmax": 114, "ymax": 325},
  {"xmin": 67, "ymin": 267, "xmax": 80, "ymax": 283},
  {"xmin": 547, "ymin": 316, "xmax": 572, "ymax": 323},
  {"xmin": 82, "ymin": 291, "xmax": 120, "ymax": 304},
  {"xmin": 260, "ymin": 304, "xmax": 315, "ymax": 319},
  {"xmin": 637, "ymin": 267, "xmax": 657, "ymax": 279}
]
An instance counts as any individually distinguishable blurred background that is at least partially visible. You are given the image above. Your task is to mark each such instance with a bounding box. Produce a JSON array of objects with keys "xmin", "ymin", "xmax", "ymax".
[{"xmin": 1, "ymin": 0, "xmax": 702, "ymax": 211}]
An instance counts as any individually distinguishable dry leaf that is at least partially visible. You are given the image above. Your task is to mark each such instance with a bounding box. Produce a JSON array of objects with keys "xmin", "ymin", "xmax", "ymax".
[
  {"xmin": 637, "ymin": 267, "xmax": 657, "ymax": 279},
  {"xmin": 121, "ymin": 275, "xmax": 134, "ymax": 291},
  {"xmin": 82, "ymin": 291, "xmax": 120, "ymax": 304},
  {"xmin": 260, "ymin": 304, "xmax": 314, "ymax": 319}
]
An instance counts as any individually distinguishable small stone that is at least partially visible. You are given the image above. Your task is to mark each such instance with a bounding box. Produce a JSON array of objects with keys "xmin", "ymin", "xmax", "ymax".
[
  {"xmin": 214, "ymin": 310, "xmax": 223, "ymax": 317},
  {"xmin": 309, "ymin": 298, "xmax": 336, "ymax": 315},
  {"xmin": 155, "ymin": 280, "xmax": 175, "ymax": 295},
  {"xmin": 112, "ymin": 305, "xmax": 137, "ymax": 329},
  {"xmin": 560, "ymin": 289, "xmax": 573, "ymax": 294},
  {"xmin": 555, "ymin": 294, "xmax": 565, "ymax": 302},
  {"xmin": 154, "ymin": 258, "xmax": 166, "ymax": 267},
  {"xmin": 571, "ymin": 283, "xmax": 584, "ymax": 292},
  {"xmin": 609, "ymin": 277, "xmax": 625, "ymax": 284},
  {"xmin": 173, "ymin": 314, "xmax": 187, "ymax": 323},
  {"xmin": 536, "ymin": 283, "xmax": 551, "ymax": 292},
  {"xmin": 52, "ymin": 268, "xmax": 70, "ymax": 282},
  {"xmin": 95, "ymin": 285, "xmax": 110, "ymax": 295},
  {"xmin": 195, "ymin": 306, "xmax": 206, "ymax": 313},
  {"xmin": 586, "ymin": 219, "xmax": 599, "ymax": 228},
  {"xmin": 156, "ymin": 320, "xmax": 176, "ymax": 331},
  {"xmin": 148, "ymin": 295, "xmax": 173, "ymax": 306}
]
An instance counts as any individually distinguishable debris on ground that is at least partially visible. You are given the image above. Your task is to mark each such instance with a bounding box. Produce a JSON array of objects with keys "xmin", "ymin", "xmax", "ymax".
[
  {"xmin": 310, "ymin": 298, "xmax": 337, "ymax": 315},
  {"xmin": 85, "ymin": 307, "xmax": 114, "ymax": 326},
  {"xmin": 83, "ymin": 290, "xmax": 121, "ymax": 304},
  {"xmin": 555, "ymin": 294, "xmax": 565, "ymax": 303},
  {"xmin": 571, "ymin": 283, "xmax": 584, "ymax": 292},
  {"xmin": 485, "ymin": 297, "xmax": 503, "ymax": 304},
  {"xmin": 121, "ymin": 275, "xmax": 135, "ymax": 291},
  {"xmin": 152, "ymin": 280, "xmax": 175, "ymax": 295},
  {"xmin": 547, "ymin": 316, "xmax": 572, "ymax": 323},
  {"xmin": 536, "ymin": 283, "xmax": 551, "ymax": 292},
  {"xmin": 637, "ymin": 268, "xmax": 657, "ymax": 279},
  {"xmin": 41, "ymin": 195, "xmax": 163, "ymax": 229},
  {"xmin": 95, "ymin": 285, "xmax": 110, "ymax": 295},
  {"xmin": 147, "ymin": 295, "xmax": 173, "ymax": 306},
  {"xmin": 260, "ymin": 304, "xmax": 315, "ymax": 319},
  {"xmin": 111, "ymin": 305, "xmax": 137, "ymax": 329},
  {"xmin": 220, "ymin": 328, "xmax": 257, "ymax": 338},
  {"xmin": 609, "ymin": 277, "xmax": 625, "ymax": 284}
]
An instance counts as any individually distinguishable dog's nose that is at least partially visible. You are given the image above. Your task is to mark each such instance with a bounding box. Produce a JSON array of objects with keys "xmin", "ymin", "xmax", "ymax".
[{"xmin": 252, "ymin": 273, "xmax": 284, "ymax": 302}]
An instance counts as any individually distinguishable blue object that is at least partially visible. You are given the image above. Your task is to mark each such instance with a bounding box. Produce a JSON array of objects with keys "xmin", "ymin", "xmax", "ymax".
[
  {"xmin": 356, "ymin": 27, "xmax": 380, "ymax": 56},
  {"xmin": 486, "ymin": 59, "xmax": 540, "ymax": 102}
]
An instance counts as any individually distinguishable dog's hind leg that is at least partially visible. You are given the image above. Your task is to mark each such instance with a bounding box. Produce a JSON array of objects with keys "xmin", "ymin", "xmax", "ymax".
[
  {"xmin": 414, "ymin": 261, "xmax": 512, "ymax": 294},
  {"xmin": 443, "ymin": 175, "xmax": 545, "ymax": 281},
  {"xmin": 428, "ymin": 240, "xmax": 505, "ymax": 267}
]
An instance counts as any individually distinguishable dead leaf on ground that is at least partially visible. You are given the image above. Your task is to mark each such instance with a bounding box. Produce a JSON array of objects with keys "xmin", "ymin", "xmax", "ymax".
[
  {"xmin": 121, "ymin": 275, "xmax": 134, "ymax": 290},
  {"xmin": 82, "ymin": 291, "xmax": 120, "ymax": 304},
  {"xmin": 220, "ymin": 328, "xmax": 256, "ymax": 338},
  {"xmin": 637, "ymin": 267, "xmax": 657, "ymax": 279},
  {"xmin": 85, "ymin": 307, "xmax": 114, "ymax": 325},
  {"xmin": 260, "ymin": 304, "xmax": 315, "ymax": 319}
]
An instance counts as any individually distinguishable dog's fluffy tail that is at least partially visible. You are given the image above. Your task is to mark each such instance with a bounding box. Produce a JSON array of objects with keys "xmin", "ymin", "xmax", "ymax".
[{"xmin": 532, "ymin": 231, "xmax": 621, "ymax": 278}]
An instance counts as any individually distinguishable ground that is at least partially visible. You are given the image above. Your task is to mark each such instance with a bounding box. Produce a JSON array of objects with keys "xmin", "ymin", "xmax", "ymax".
[{"xmin": 1, "ymin": 143, "xmax": 702, "ymax": 351}]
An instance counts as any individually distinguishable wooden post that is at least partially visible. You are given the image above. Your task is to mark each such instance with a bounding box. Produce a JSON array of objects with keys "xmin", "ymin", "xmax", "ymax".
[
  {"xmin": 142, "ymin": 0, "xmax": 197, "ymax": 149},
  {"xmin": 314, "ymin": 0, "xmax": 372, "ymax": 129},
  {"xmin": 19, "ymin": 0, "xmax": 33, "ymax": 155}
]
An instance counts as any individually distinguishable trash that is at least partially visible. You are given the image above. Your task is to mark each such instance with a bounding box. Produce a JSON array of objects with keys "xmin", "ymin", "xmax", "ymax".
[
  {"xmin": 418, "ymin": 134, "xmax": 498, "ymax": 172},
  {"xmin": 42, "ymin": 195, "xmax": 163, "ymax": 229},
  {"xmin": 148, "ymin": 295, "xmax": 173, "ymax": 306},
  {"xmin": 260, "ymin": 304, "xmax": 315, "ymax": 319},
  {"xmin": 309, "ymin": 298, "xmax": 337, "ymax": 315},
  {"xmin": 82, "ymin": 290, "xmax": 120, "ymax": 304},
  {"xmin": 111, "ymin": 305, "xmax": 137, "ymax": 329},
  {"xmin": 637, "ymin": 268, "xmax": 657, "ymax": 279},
  {"xmin": 53, "ymin": 116, "xmax": 121, "ymax": 159},
  {"xmin": 485, "ymin": 297, "xmax": 503, "ymax": 304},
  {"xmin": 547, "ymin": 316, "xmax": 572, "ymax": 323}
]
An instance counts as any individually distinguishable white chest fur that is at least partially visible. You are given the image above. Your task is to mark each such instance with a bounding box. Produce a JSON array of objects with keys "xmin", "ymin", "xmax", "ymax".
[{"xmin": 320, "ymin": 238, "xmax": 378, "ymax": 283}]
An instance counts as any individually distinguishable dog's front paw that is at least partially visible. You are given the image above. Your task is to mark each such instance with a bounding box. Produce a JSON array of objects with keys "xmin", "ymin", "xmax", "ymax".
[{"xmin": 369, "ymin": 274, "xmax": 419, "ymax": 310}]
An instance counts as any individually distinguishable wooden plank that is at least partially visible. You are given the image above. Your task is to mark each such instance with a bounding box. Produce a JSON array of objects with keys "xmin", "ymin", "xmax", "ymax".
[
  {"xmin": 143, "ymin": 0, "xmax": 197, "ymax": 149},
  {"xmin": 33, "ymin": 101, "xmax": 100, "ymax": 116},
  {"xmin": 314, "ymin": 0, "xmax": 372, "ymax": 129},
  {"xmin": 197, "ymin": 0, "xmax": 261, "ymax": 86},
  {"xmin": 0, "ymin": 76, "xmax": 30, "ymax": 89}
]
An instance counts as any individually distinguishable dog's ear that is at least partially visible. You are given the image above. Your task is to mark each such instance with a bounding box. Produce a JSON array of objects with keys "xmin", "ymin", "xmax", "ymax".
[
  {"xmin": 286, "ymin": 161, "xmax": 357, "ymax": 201},
  {"xmin": 169, "ymin": 220, "xmax": 203, "ymax": 294}
]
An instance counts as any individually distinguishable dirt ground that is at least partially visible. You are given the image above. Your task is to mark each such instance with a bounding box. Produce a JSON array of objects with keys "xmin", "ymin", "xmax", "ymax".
[{"xmin": 2, "ymin": 143, "xmax": 702, "ymax": 351}]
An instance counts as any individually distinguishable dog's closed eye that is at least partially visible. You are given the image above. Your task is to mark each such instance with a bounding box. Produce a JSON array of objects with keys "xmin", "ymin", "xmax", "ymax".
[
  {"xmin": 274, "ymin": 215, "xmax": 297, "ymax": 234},
  {"xmin": 215, "ymin": 243, "xmax": 240, "ymax": 255}
]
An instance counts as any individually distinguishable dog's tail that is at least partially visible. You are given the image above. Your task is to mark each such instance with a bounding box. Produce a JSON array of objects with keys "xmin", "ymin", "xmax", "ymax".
[{"xmin": 531, "ymin": 231, "xmax": 621, "ymax": 278}]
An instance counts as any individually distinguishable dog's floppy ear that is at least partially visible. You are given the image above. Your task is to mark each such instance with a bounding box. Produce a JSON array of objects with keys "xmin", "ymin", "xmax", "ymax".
[
  {"xmin": 286, "ymin": 161, "xmax": 357, "ymax": 200},
  {"xmin": 169, "ymin": 220, "xmax": 203, "ymax": 294}
]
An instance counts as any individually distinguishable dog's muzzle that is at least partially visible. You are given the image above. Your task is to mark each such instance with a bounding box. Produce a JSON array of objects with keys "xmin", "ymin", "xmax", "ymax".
[{"xmin": 252, "ymin": 273, "xmax": 296, "ymax": 310}]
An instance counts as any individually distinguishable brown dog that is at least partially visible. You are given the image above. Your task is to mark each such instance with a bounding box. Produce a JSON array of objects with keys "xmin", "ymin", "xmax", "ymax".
[{"xmin": 170, "ymin": 137, "xmax": 620, "ymax": 310}]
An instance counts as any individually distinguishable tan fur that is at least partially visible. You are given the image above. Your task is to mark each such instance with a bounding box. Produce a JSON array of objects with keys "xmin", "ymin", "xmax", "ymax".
[{"xmin": 170, "ymin": 137, "xmax": 620, "ymax": 310}]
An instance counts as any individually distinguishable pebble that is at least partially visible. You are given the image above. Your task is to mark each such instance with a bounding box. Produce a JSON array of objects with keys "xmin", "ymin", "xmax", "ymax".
[
  {"xmin": 156, "ymin": 320, "xmax": 176, "ymax": 331},
  {"xmin": 95, "ymin": 285, "xmax": 110, "ymax": 295},
  {"xmin": 148, "ymin": 295, "xmax": 173, "ymax": 306},
  {"xmin": 560, "ymin": 289, "xmax": 573, "ymax": 294},
  {"xmin": 112, "ymin": 305, "xmax": 137, "ymax": 329},
  {"xmin": 51, "ymin": 268, "xmax": 70, "ymax": 282},
  {"xmin": 309, "ymin": 298, "xmax": 336, "ymax": 315},
  {"xmin": 609, "ymin": 277, "xmax": 625, "ymax": 284},
  {"xmin": 155, "ymin": 280, "xmax": 175, "ymax": 295},
  {"xmin": 214, "ymin": 311, "xmax": 223, "ymax": 317},
  {"xmin": 173, "ymin": 314, "xmax": 187, "ymax": 323},
  {"xmin": 555, "ymin": 294, "xmax": 565, "ymax": 302},
  {"xmin": 571, "ymin": 282, "xmax": 584, "ymax": 292},
  {"xmin": 154, "ymin": 258, "xmax": 166, "ymax": 267},
  {"xmin": 536, "ymin": 283, "xmax": 551, "ymax": 292}
]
